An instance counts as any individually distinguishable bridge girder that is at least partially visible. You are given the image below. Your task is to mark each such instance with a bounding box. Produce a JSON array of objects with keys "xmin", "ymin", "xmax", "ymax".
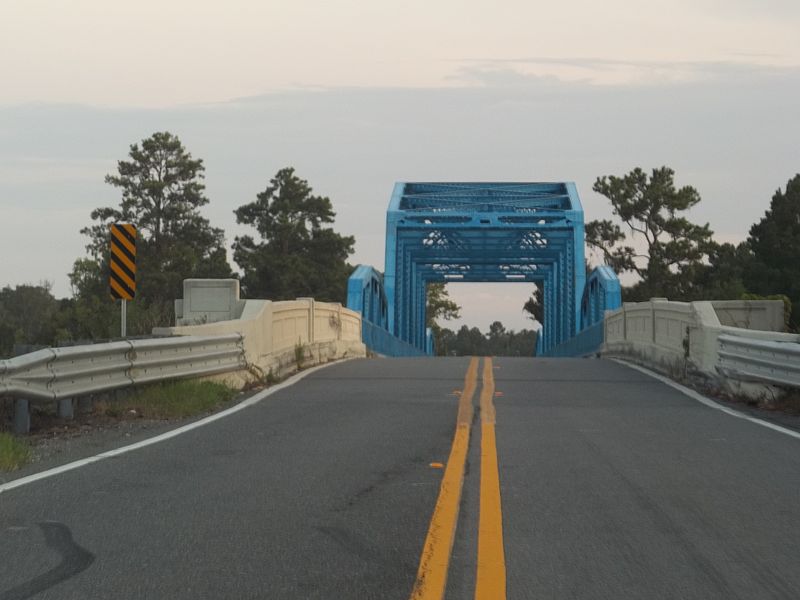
[{"xmin": 383, "ymin": 182, "xmax": 586, "ymax": 354}]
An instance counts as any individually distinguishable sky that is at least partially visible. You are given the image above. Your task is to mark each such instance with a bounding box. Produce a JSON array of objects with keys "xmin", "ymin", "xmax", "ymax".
[{"xmin": 1, "ymin": 0, "xmax": 799, "ymax": 331}]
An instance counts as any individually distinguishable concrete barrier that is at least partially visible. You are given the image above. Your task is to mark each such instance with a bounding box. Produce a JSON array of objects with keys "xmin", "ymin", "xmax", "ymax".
[
  {"xmin": 154, "ymin": 284, "xmax": 366, "ymax": 384},
  {"xmin": 603, "ymin": 298, "xmax": 799, "ymax": 400}
]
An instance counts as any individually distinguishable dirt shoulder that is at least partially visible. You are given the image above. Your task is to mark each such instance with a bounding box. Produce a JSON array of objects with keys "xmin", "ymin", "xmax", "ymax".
[
  {"xmin": 0, "ymin": 386, "xmax": 263, "ymax": 485},
  {"xmin": 700, "ymin": 385, "xmax": 800, "ymax": 433}
]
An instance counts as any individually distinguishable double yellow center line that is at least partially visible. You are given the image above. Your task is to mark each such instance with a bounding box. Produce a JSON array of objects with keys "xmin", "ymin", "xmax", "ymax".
[
  {"xmin": 476, "ymin": 358, "xmax": 506, "ymax": 599},
  {"xmin": 410, "ymin": 357, "xmax": 506, "ymax": 600}
]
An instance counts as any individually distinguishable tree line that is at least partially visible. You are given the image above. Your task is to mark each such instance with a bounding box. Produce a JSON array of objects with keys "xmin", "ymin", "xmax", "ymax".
[
  {"xmin": 436, "ymin": 322, "xmax": 538, "ymax": 357},
  {"xmin": 522, "ymin": 167, "xmax": 800, "ymax": 332},
  {"xmin": 424, "ymin": 283, "xmax": 538, "ymax": 356},
  {"xmin": 0, "ymin": 132, "xmax": 354, "ymax": 357}
]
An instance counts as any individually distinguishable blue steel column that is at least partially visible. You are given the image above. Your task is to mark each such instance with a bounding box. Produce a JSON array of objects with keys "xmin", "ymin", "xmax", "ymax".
[
  {"xmin": 371, "ymin": 281, "xmax": 379, "ymax": 324},
  {"xmin": 565, "ymin": 182, "xmax": 586, "ymax": 337},
  {"xmin": 555, "ymin": 252, "xmax": 563, "ymax": 346},
  {"xmin": 563, "ymin": 234, "xmax": 575, "ymax": 339},
  {"xmin": 411, "ymin": 262, "xmax": 421, "ymax": 348},
  {"xmin": 548, "ymin": 267, "xmax": 557, "ymax": 352},
  {"xmin": 415, "ymin": 272, "xmax": 427, "ymax": 348},
  {"xmin": 384, "ymin": 183, "xmax": 405, "ymax": 336},
  {"xmin": 544, "ymin": 276, "xmax": 552, "ymax": 352},
  {"xmin": 401, "ymin": 240, "xmax": 413, "ymax": 342},
  {"xmin": 581, "ymin": 265, "xmax": 622, "ymax": 328}
]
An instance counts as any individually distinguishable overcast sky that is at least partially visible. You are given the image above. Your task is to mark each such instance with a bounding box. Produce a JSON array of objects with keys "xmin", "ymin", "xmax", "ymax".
[{"xmin": 1, "ymin": 1, "xmax": 799, "ymax": 331}]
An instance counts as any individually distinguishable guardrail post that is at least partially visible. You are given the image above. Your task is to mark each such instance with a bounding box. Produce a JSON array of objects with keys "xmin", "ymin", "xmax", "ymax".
[
  {"xmin": 57, "ymin": 398, "xmax": 74, "ymax": 420},
  {"xmin": 14, "ymin": 399, "xmax": 30, "ymax": 434},
  {"xmin": 78, "ymin": 396, "xmax": 94, "ymax": 415}
]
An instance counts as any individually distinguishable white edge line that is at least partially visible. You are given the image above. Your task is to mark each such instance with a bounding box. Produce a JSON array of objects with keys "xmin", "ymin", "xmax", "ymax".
[
  {"xmin": 611, "ymin": 358, "xmax": 800, "ymax": 441},
  {"xmin": 0, "ymin": 359, "xmax": 353, "ymax": 494}
]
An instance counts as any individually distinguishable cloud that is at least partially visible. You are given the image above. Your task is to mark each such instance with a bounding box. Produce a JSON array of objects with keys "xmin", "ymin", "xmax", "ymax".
[
  {"xmin": 0, "ymin": 66, "xmax": 798, "ymax": 331},
  {"xmin": 446, "ymin": 66, "xmax": 573, "ymax": 88},
  {"xmin": 0, "ymin": 157, "xmax": 115, "ymax": 186},
  {"xmin": 450, "ymin": 57, "xmax": 800, "ymax": 88},
  {"xmin": 693, "ymin": 0, "xmax": 800, "ymax": 18}
]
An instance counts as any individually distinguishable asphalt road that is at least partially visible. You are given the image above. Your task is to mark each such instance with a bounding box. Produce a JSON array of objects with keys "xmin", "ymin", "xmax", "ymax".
[{"xmin": 1, "ymin": 357, "xmax": 799, "ymax": 599}]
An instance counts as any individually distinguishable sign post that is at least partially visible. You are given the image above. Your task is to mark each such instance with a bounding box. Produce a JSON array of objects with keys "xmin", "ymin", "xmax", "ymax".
[
  {"xmin": 109, "ymin": 223, "xmax": 137, "ymax": 338},
  {"xmin": 121, "ymin": 298, "xmax": 127, "ymax": 337}
]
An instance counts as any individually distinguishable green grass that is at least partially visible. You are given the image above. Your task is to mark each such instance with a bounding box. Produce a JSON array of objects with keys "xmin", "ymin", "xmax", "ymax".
[
  {"xmin": 98, "ymin": 380, "xmax": 236, "ymax": 420},
  {"xmin": 0, "ymin": 432, "xmax": 31, "ymax": 472}
]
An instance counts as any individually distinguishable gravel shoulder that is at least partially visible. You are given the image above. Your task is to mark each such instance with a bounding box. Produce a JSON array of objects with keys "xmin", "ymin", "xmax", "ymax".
[
  {"xmin": 611, "ymin": 357, "xmax": 800, "ymax": 434},
  {"xmin": 0, "ymin": 387, "xmax": 261, "ymax": 485}
]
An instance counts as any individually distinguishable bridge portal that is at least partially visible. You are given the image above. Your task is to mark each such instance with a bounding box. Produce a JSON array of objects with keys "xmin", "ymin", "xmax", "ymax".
[{"xmin": 349, "ymin": 181, "xmax": 601, "ymax": 355}]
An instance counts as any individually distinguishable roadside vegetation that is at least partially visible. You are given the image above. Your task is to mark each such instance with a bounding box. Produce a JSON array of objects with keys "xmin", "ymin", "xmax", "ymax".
[
  {"xmin": 0, "ymin": 432, "xmax": 31, "ymax": 471},
  {"xmin": 95, "ymin": 380, "xmax": 236, "ymax": 420},
  {"xmin": 0, "ymin": 380, "xmax": 237, "ymax": 469},
  {"xmin": 583, "ymin": 167, "xmax": 799, "ymax": 325},
  {"xmin": 513, "ymin": 168, "xmax": 799, "ymax": 333},
  {"xmin": 0, "ymin": 131, "xmax": 356, "ymax": 358}
]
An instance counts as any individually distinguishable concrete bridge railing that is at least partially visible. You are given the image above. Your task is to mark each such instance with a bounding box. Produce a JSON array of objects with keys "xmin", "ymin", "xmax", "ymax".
[
  {"xmin": 154, "ymin": 280, "xmax": 366, "ymax": 383},
  {"xmin": 602, "ymin": 298, "xmax": 799, "ymax": 399}
]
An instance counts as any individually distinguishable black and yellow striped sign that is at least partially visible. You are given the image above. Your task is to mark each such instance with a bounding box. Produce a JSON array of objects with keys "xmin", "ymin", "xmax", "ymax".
[{"xmin": 109, "ymin": 223, "xmax": 137, "ymax": 300}]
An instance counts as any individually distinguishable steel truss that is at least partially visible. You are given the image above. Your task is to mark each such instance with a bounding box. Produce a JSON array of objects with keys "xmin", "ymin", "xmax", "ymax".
[{"xmin": 381, "ymin": 182, "xmax": 586, "ymax": 354}]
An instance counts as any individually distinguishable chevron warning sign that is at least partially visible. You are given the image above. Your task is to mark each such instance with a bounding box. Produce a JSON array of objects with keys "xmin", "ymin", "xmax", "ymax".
[{"xmin": 109, "ymin": 223, "xmax": 137, "ymax": 300}]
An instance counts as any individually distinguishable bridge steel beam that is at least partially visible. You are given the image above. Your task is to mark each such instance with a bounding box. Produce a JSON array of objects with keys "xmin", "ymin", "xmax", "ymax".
[
  {"xmin": 383, "ymin": 182, "xmax": 586, "ymax": 354},
  {"xmin": 346, "ymin": 265, "xmax": 389, "ymax": 330},
  {"xmin": 581, "ymin": 265, "xmax": 623, "ymax": 329}
]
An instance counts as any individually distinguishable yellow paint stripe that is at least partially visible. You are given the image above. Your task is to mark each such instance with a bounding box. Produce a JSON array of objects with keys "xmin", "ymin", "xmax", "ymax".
[
  {"xmin": 121, "ymin": 223, "xmax": 137, "ymax": 239},
  {"xmin": 479, "ymin": 358, "xmax": 496, "ymax": 425},
  {"xmin": 410, "ymin": 357, "xmax": 479, "ymax": 600},
  {"xmin": 475, "ymin": 357, "xmax": 506, "ymax": 600},
  {"xmin": 109, "ymin": 277, "xmax": 133, "ymax": 300},
  {"xmin": 110, "ymin": 227, "xmax": 136, "ymax": 255},
  {"xmin": 110, "ymin": 245, "xmax": 136, "ymax": 276},
  {"xmin": 110, "ymin": 260, "xmax": 135, "ymax": 289}
]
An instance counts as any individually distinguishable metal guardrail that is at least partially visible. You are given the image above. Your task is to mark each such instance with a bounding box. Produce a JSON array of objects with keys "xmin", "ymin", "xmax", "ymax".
[
  {"xmin": 717, "ymin": 334, "xmax": 800, "ymax": 389},
  {"xmin": 0, "ymin": 334, "xmax": 247, "ymax": 401}
]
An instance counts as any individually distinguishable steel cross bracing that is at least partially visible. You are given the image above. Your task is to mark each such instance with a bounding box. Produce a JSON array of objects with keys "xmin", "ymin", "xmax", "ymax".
[
  {"xmin": 347, "ymin": 265, "xmax": 389, "ymax": 330},
  {"xmin": 580, "ymin": 265, "xmax": 622, "ymax": 330},
  {"xmin": 383, "ymin": 182, "xmax": 586, "ymax": 354}
]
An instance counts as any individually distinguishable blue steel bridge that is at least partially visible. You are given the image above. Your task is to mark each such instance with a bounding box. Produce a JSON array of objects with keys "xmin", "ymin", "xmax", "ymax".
[{"xmin": 347, "ymin": 181, "xmax": 622, "ymax": 356}]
